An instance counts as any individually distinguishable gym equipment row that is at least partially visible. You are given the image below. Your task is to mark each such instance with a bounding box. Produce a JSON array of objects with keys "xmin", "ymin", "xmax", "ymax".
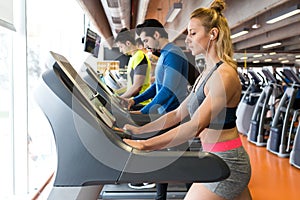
[
  {"xmin": 237, "ymin": 67, "xmax": 300, "ymax": 169},
  {"xmin": 34, "ymin": 51, "xmax": 230, "ymax": 200}
]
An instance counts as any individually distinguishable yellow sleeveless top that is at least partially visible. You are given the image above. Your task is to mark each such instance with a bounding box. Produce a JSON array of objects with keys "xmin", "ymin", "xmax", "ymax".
[{"xmin": 127, "ymin": 50, "xmax": 151, "ymax": 105}]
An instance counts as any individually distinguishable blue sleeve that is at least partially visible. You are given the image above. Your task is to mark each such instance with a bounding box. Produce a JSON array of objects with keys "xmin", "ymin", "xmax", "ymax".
[
  {"xmin": 162, "ymin": 52, "xmax": 187, "ymax": 93},
  {"xmin": 133, "ymin": 83, "xmax": 156, "ymax": 104},
  {"xmin": 140, "ymin": 86, "xmax": 173, "ymax": 114},
  {"xmin": 140, "ymin": 51, "xmax": 187, "ymax": 114}
]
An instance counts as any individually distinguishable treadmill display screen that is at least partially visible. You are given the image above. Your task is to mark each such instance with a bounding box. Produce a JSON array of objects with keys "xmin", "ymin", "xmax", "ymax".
[{"xmin": 50, "ymin": 51, "xmax": 116, "ymax": 128}]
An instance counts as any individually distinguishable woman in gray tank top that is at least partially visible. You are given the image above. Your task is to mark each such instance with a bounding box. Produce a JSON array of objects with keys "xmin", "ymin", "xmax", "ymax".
[{"xmin": 123, "ymin": 0, "xmax": 252, "ymax": 199}]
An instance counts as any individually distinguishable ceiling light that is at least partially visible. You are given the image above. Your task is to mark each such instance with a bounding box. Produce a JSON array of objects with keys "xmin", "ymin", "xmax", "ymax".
[
  {"xmin": 166, "ymin": 2, "xmax": 182, "ymax": 23},
  {"xmin": 278, "ymin": 57, "xmax": 286, "ymax": 60},
  {"xmin": 266, "ymin": 4, "xmax": 300, "ymax": 24},
  {"xmin": 251, "ymin": 17, "xmax": 261, "ymax": 29},
  {"xmin": 240, "ymin": 56, "xmax": 248, "ymax": 60},
  {"xmin": 253, "ymin": 54, "xmax": 263, "ymax": 58},
  {"xmin": 269, "ymin": 52, "xmax": 277, "ymax": 55},
  {"xmin": 295, "ymin": 55, "xmax": 300, "ymax": 58},
  {"xmin": 295, "ymin": 59, "xmax": 300, "ymax": 62},
  {"xmin": 262, "ymin": 42, "xmax": 282, "ymax": 49},
  {"xmin": 264, "ymin": 59, "xmax": 272, "ymax": 62},
  {"xmin": 281, "ymin": 60, "xmax": 289, "ymax": 63},
  {"xmin": 230, "ymin": 28, "xmax": 249, "ymax": 39},
  {"xmin": 253, "ymin": 60, "xmax": 260, "ymax": 63},
  {"xmin": 251, "ymin": 23, "xmax": 261, "ymax": 29}
]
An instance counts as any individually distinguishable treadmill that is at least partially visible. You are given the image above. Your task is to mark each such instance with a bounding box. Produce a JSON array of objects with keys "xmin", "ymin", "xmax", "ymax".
[
  {"xmin": 267, "ymin": 68, "xmax": 300, "ymax": 157},
  {"xmin": 83, "ymin": 63, "xmax": 201, "ymax": 198},
  {"xmin": 34, "ymin": 51, "xmax": 230, "ymax": 200},
  {"xmin": 248, "ymin": 68, "xmax": 282, "ymax": 146},
  {"xmin": 105, "ymin": 69, "xmax": 123, "ymax": 90},
  {"xmin": 236, "ymin": 70, "xmax": 262, "ymax": 135},
  {"xmin": 82, "ymin": 62, "xmax": 161, "ymax": 128}
]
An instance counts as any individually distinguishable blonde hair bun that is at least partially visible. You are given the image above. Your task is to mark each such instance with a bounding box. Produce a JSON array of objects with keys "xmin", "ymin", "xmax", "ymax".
[{"xmin": 210, "ymin": 0, "xmax": 226, "ymax": 14}]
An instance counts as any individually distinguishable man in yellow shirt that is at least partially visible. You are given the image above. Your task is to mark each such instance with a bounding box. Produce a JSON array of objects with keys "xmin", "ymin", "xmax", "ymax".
[{"xmin": 115, "ymin": 28, "xmax": 152, "ymax": 107}]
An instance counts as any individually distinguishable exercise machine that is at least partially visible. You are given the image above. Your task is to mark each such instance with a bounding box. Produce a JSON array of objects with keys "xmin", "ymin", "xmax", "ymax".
[
  {"xmin": 34, "ymin": 51, "xmax": 230, "ymax": 200},
  {"xmin": 87, "ymin": 57, "xmax": 200, "ymax": 197},
  {"xmin": 290, "ymin": 114, "xmax": 300, "ymax": 169},
  {"xmin": 102, "ymin": 67, "xmax": 124, "ymax": 91},
  {"xmin": 237, "ymin": 69, "xmax": 262, "ymax": 135},
  {"xmin": 248, "ymin": 68, "xmax": 283, "ymax": 146},
  {"xmin": 66, "ymin": 55, "xmax": 198, "ymax": 198},
  {"xmin": 267, "ymin": 67, "xmax": 300, "ymax": 157},
  {"xmin": 82, "ymin": 63, "xmax": 161, "ymax": 128},
  {"xmin": 238, "ymin": 72, "xmax": 250, "ymax": 93}
]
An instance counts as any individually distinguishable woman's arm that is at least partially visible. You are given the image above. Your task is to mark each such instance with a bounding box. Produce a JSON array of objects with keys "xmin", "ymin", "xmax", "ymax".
[
  {"xmin": 124, "ymin": 94, "xmax": 191, "ymax": 134},
  {"xmin": 123, "ymin": 67, "xmax": 238, "ymax": 150},
  {"xmin": 123, "ymin": 92, "xmax": 215, "ymax": 150}
]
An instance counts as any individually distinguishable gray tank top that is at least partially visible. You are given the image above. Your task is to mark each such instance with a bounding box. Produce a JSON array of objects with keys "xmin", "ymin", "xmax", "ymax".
[{"xmin": 187, "ymin": 61, "xmax": 237, "ymax": 130}]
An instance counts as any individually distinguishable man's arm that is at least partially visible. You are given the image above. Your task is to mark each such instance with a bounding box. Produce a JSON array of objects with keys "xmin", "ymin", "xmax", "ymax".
[
  {"xmin": 140, "ymin": 51, "xmax": 188, "ymax": 114},
  {"xmin": 133, "ymin": 83, "xmax": 156, "ymax": 105},
  {"xmin": 121, "ymin": 74, "xmax": 145, "ymax": 98}
]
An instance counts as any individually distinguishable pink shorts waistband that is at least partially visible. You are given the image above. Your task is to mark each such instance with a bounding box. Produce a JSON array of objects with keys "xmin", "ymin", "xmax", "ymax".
[{"xmin": 202, "ymin": 137, "xmax": 242, "ymax": 152}]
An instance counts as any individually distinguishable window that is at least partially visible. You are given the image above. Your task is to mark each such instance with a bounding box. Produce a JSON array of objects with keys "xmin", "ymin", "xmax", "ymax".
[
  {"xmin": 1, "ymin": 0, "xmax": 88, "ymax": 198},
  {"xmin": 0, "ymin": 25, "xmax": 14, "ymax": 199},
  {"xmin": 26, "ymin": 0, "xmax": 86, "ymax": 196}
]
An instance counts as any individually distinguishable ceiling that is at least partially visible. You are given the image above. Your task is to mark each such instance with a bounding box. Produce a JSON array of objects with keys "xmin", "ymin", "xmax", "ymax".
[{"xmin": 77, "ymin": 0, "xmax": 300, "ymax": 68}]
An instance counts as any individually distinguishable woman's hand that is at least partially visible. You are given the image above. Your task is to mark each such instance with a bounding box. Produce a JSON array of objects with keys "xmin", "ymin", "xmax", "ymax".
[
  {"xmin": 123, "ymin": 124, "xmax": 141, "ymax": 134},
  {"xmin": 123, "ymin": 139, "xmax": 145, "ymax": 150}
]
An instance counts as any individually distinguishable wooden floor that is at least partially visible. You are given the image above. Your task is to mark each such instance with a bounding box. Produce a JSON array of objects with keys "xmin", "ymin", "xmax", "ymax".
[{"xmin": 241, "ymin": 135, "xmax": 300, "ymax": 200}]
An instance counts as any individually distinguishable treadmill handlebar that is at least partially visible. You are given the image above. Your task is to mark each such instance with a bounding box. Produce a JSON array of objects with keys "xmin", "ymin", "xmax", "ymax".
[{"xmin": 112, "ymin": 127, "xmax": 132, "ymax": 139}]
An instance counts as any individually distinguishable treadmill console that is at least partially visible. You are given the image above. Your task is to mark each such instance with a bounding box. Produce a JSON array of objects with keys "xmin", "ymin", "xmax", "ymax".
[
  {"xmin": 262, "ymin": 68, "xmax": 277, "ymax": 83},
  {"xmin": 283, "ymin": 68, "xmax": 300, "ymax": 84},
  {"xmin": 248, "ymin": 70, "xmax": 262, "ymax": 84},
  {"xmin": 50, "ymin": 51, "xmax": 131, "ymax": 138}
]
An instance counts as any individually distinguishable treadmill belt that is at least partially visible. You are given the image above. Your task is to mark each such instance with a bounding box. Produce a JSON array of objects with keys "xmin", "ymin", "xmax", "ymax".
[{"xmin": 100, "ymin": 183, "xmax": 188, "ymax": 199}]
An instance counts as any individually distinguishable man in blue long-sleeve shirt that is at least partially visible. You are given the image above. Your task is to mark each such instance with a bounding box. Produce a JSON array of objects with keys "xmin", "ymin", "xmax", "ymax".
[
  {"xmin": 123, "ymin": 19, "xmax": 189, "ymax": 200},
  {"xmin": 126, "ymin": 19, "xmax": 189, "ymax": 115}
]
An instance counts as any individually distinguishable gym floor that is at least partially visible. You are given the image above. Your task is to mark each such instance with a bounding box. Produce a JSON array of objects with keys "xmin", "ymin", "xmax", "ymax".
[
  {"xmin": 241, "ymin": 134, "xmax": 300, "ymax": 200},
  {"xmin": 99, "ymin": 135, "xmax": 300, "ymax": 200}
]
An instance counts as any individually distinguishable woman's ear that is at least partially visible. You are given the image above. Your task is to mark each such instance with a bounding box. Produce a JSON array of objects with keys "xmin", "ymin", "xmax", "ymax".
[{"xmin": 210, "ymin": 28, "xmax": 219, "ymax": 40}]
